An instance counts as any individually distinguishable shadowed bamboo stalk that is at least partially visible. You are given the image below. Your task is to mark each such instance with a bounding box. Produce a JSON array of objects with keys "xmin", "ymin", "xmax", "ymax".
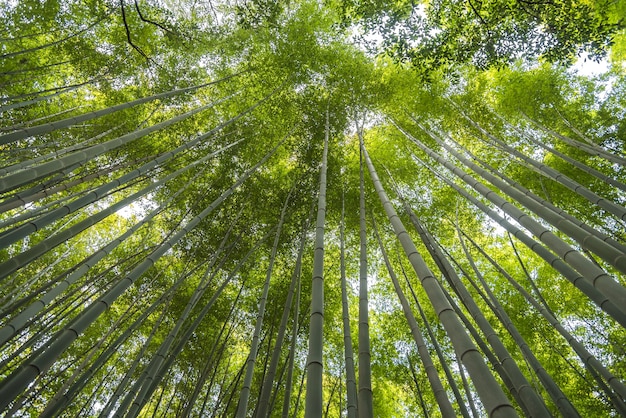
[
  {"xmin": 459, "ymin": 229, "xmax": 626, "ymax": 412},
  {"xmin": 0, "ymin": 159, "xmax": 213, "ymax": 345},
  {"xmin": 0, "ymin": 138, "xmax": 243, "ymax": 281},
  {"xmin": 450, "ymin": 101, "xmax": 626, "ymax": 219},
  {"xmin": 0, "ymin": 14, "xmax": 110, "ymax": 60},
  {"xmin": 402, "ymin": 202, "xmax": 553, "ymax": 417},
  {"xmin": 0, "ymin": 93, "xmax": 234, "ymax": 194},
  {"xmin": 488, "ymin": 109, "xmax": 626, "ymax": 194},
  {"xmin": 121, "ymin": 231, "xmax": 263, "ymax": 418},
  {"xmin": 452, "ymin": 220, "xmax": 580, "ymax": 417},
  {"xmin": 283, "ymin": 247, "xmax": 304, "ymax": 418},
  {"xmin": 395, "ymin": 247, "xmax": 472, "ymax": 418},
  {"xmin": 0, "ymin": 124, "xmax": 123, "ymax": 177},
  {"xmin": 522, "ymin": 114, "xmax": 626, "ymax": 167},
  {"xmin": 418, "ymin": 121, "xmax": 626, "ymax": 274}
]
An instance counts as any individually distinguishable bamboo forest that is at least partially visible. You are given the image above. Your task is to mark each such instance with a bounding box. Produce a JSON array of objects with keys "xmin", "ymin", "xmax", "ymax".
[{"xmin": 2, "ymin": 0, "xmax": 626, "ymax": 416}]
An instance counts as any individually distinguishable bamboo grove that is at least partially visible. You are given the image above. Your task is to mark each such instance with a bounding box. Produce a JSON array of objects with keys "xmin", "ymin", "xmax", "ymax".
[{"xmin": 1, "ymin": 0, "xmax": 625, "ymax": 416}]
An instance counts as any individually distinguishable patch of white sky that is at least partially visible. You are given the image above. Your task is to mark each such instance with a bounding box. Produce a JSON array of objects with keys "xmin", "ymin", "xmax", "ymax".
[
  {"xmin": 116, "ymin": 194, "xmax": 159, "ymax": 220},
  {"xmin": 346, "ymin": 5, "xmax": 428, "ymax": 55},
  {"xmin": 569, "ymin": 53, "xmax": 615, "ymax": 103},
  {"xmin": 570, "ymin": 52, "xmax": 611, "ymax": 77},
  {"xmin": 345, "ymin": 2, "xmax": 613, "ymax": 82}
]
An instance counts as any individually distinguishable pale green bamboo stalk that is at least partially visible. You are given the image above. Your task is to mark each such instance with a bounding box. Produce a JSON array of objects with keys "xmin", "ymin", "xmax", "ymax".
[
  {"xmin": 460, "ymin": 230, "xmax": 626, "ymax": 410},
  {"xmin": 118, "ymin": 226, "xmax": 256, "ymax": 417},
  {"xmin": 97, "ymin": 259, "xmax": 222, "ymax": 418},
  {"xmin": 489, "ymin": 109, "xmax": 626, "ymax": 194},
  {"xmin": 1, "ymin": 105, "xmax": 81, "ymax": 132},
  {"xmin": 0, "ymin": 81, "xmax": 282, "ymax": 245},
  {"xmin": 256, "ymin": 210, "xmax": 310, "ymax": 418},
  {"xmin": 448, "ymin": 109, "xmax": 626, "ymax": 226},
  {"xmin": 0, "ymin": 153, "xmax": 152, "ymax": 216},
  {"xmin": 450, "ymin": 134, "xmax": 626, "ymax": 256},
  {"xmin": 357, "ymin": 129, "xmax": 373, "ymax": 418},
  {"xmin": 0, "ymin": 14, "xmax": 109, "ymax": 60},
  {"xmin": 0, "ymin": 106, "xmax": 249, "ymax": 250},
  {"xmin": 453, "ymin": 222, "xmax": 580, "ymax": 417},
  {"xmin": 0, "ymin": 132, "xmax": 287, "ymax": 411},
  {"xmin": 361, "ymin": 140, "xmax": 518, "ymax": 417},
  {"xmin": 398, "ymin": 251, "xmax": 472, "ymax": 418},
  {"xmin": 282, "ymin": 250, "xmax": 303, "ymax": 418},
  {"xmin": 395, "ymin": 121, "xmax": 626, "ymax": 314},
  {"xmin": 236, "ymin": 188, "xmax": 292, "ymax": 417},
  {"xmin": 0, "ymin": 247, "xmax": 157, "ymax": 374},
  {"xmin": 372, "ymin": 216, "xmax": 456, "ymax": 417},
  {"xmin": 0, "ymin": 124, "xmax": 122, "ymax": 177},
  {"xmin": 407, "ymin": 148, "xmax": 626, "ymax": 327},
  {"xmin": 383, "ymin": 170, "xmax": 477, "ymax": 418},
  {"xmin": 0, "ymin": 76, "xmax": 104, "ymax": 112},
  {"xmin": 0, "ymin": 93, "xmax": 233, "ymax": 194},
  {"xmin": 55, "ymin": 266, "xmax": 195, "ymax": 417},
  {"xmin": 0, "ymin": 139, "xmax": 242, "ymax": 282},
  {"xmin": 37, "ymin": 300, "xmax": 139, "ymax": 417},
  {"xmin": 455, "ymin": 350, "xmax": 480, "ymax": 418},
  {"xmin": 339, "ymin": 189, "xmax": 358, "ymax": 418},
  {"xmin": 403, "ymin": 203, "xmax": 552, "ymax": 417},
  {"xmin": 0, "ymin": 71, "xmax": 244, "ymax": 146},
  {"xmin": 117, "ymin": 255, "xmax": 224, "ymax": 418},
  {"xmin": 407, "ymin": 357, "xmax": 430, "ymax": 417},
  {"xmin": 522, "ymin": 114, "xmax": 626, "ymax": 167},
  {"xmin": 134, "ymin": 232, "xmax": 273, "ymax": 417},
  {"xmin": 185, "ymin": 285, "xmax": 244, "ymax": 417},
  {"xmin": 197, "ymin": 302, "xmax": 242, "ymax": 417},
  {"xmin": 305, "ymin": 107, "xmax": 330, "ymax": 418},
  {"xmin": 0, "ymin": 59, "xmax": 70, "ymax": 75}
]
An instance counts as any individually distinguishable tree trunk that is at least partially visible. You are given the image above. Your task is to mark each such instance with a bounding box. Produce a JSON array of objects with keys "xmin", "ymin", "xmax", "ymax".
[{"xmin": 403, "ymin": 202, "xmax": 552, "ymax": 417}]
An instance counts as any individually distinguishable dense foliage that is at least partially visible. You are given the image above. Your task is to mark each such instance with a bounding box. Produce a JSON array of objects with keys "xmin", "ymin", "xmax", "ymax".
[{"xmin": 0, "ymin": 0, "xmax": 625, "ymax": 417}]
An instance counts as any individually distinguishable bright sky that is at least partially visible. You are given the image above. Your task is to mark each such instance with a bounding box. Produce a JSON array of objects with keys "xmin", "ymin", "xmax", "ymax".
[{"xmin": 571, "ymin": 53, "xmax": 610, "ymax": 77}]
